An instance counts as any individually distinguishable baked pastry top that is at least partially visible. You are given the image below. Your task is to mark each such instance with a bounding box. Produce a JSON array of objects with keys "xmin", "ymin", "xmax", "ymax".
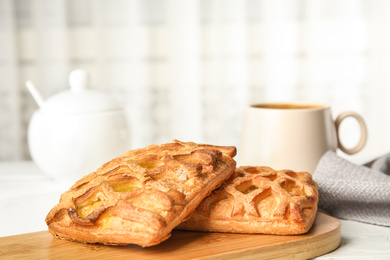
[
  {"xmin": 177, "ymin": 166, "xmax": 318, "ymax": 235},
  {"xmin": 45, "ymin": 140, "xmax": 237, "ymax": 247}
]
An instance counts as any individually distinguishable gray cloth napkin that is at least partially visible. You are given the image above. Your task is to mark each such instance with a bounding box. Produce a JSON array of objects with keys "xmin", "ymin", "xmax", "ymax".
[{"xmin": 314, "ymin": 151, "xmax": 390, "ymax": 227}]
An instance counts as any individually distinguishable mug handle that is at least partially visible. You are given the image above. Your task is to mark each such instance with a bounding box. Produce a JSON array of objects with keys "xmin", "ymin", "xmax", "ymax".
[{"xmin": 334, "ymin": 111, "xmax": 368, "ymax": 155}]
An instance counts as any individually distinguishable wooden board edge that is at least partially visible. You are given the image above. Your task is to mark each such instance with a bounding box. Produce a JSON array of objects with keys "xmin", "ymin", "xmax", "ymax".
[{"xmin": 199, "ymin": 213, "xmax": 342, "ymax": 260}]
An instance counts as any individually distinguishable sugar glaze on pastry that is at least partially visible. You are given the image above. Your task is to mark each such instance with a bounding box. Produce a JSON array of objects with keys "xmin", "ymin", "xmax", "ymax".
[
  {"xmin": 45, "ymin": 140, "xmax": 237, "ymax": 247},
  {"xmin": 178, "ymin": 166, "xmax": 318, "ymax": 235}
]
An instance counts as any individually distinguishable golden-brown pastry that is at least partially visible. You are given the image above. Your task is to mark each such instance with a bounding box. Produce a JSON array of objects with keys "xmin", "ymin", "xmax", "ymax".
[
  {"xmin": 178, "ymin": 166, "xmax": 318, "ymax": 235},
  {"xmin": 45, "ymin": 140, "xmax": 236, "ymax": 247}
]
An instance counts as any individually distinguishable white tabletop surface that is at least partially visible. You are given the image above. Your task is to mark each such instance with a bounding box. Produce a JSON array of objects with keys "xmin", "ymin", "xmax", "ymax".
[{"xmin": 0, "ymin": 161, "xmax": 389, "ymax": 259}]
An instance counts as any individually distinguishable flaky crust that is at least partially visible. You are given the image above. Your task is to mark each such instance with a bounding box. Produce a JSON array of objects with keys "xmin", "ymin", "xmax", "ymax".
[
  {"xmin": 45, "ymin": 140, "xmax": 236, "ymax": 247},
  {"xmin": 177, "ymin": 166, "xmax": 318, "ymax": 235}
]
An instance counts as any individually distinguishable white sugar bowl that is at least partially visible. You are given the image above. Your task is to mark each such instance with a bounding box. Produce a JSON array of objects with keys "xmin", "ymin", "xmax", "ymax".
[{"xmin": 27, "ymin": 69, "xmax": 130, "ymax": 184}]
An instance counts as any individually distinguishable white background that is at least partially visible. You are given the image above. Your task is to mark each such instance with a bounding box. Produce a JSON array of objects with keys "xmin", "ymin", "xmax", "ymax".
[{"xmin": 1, "ymin": 0, "xmax": 389, "ymax": 165}]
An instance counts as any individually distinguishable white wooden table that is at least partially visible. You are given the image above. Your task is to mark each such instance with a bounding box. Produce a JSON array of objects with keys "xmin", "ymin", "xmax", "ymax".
[{"xmin": 0, "ymin": 161, "xmax": 389, "ymax": 259}]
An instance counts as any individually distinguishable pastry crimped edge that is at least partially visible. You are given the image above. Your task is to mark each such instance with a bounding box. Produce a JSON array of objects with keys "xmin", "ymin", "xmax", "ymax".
[
  {"xmin": 45, "ymin": 140, "xmax": 237, "ymax": 247},
  {"xmin": 177, "ymin": 166, "xmax": 319, "ymax": 235}
]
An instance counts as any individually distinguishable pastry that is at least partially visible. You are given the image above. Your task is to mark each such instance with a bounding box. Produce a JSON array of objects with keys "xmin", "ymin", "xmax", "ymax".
[
  {"xmin": 45, "ymin": 140, "xmax": 237, "ymax": 247},
  {"xmin": 177, "ymin": 166, "xmax": 318, "ymax": 235}
]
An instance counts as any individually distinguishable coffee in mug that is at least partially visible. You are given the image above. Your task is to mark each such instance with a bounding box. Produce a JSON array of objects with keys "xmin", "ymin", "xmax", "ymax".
[{"xmin": 239, "ymin": 102, "xmax": 367, "ymax": 173}]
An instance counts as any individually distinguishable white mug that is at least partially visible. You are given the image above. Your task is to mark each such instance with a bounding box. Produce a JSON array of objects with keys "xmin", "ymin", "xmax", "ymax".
[{"xmin": 239, "ymin": 102, "xmax": 368, "ymax": 174}]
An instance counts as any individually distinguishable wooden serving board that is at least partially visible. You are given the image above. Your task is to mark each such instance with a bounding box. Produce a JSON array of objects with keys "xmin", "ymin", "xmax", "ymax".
[{"xmin": 0, "ymin": 212, "xmax": 340, "ymax": 260}]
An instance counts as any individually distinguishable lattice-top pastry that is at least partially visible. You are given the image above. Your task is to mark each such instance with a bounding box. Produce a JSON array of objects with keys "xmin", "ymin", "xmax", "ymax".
[
  {"xmin": 178, "ymin": 166, "xmax": 318, "ymax": 235},
  {"xmin": 45, "ymin": 140, "xmax": 237, "ymax": 247}
]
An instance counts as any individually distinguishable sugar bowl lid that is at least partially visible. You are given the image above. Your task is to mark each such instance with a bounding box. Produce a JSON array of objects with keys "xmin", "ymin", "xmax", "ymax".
[{"xmin": 40, "ymin": 69, "xmax": 121, "ymax": 115}]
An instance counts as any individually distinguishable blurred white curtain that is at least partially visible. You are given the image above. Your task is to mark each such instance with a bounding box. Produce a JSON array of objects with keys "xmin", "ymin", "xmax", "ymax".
[{"xmin": 1, "ymin": 0, "xmax": 390, "ymax": 163}]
